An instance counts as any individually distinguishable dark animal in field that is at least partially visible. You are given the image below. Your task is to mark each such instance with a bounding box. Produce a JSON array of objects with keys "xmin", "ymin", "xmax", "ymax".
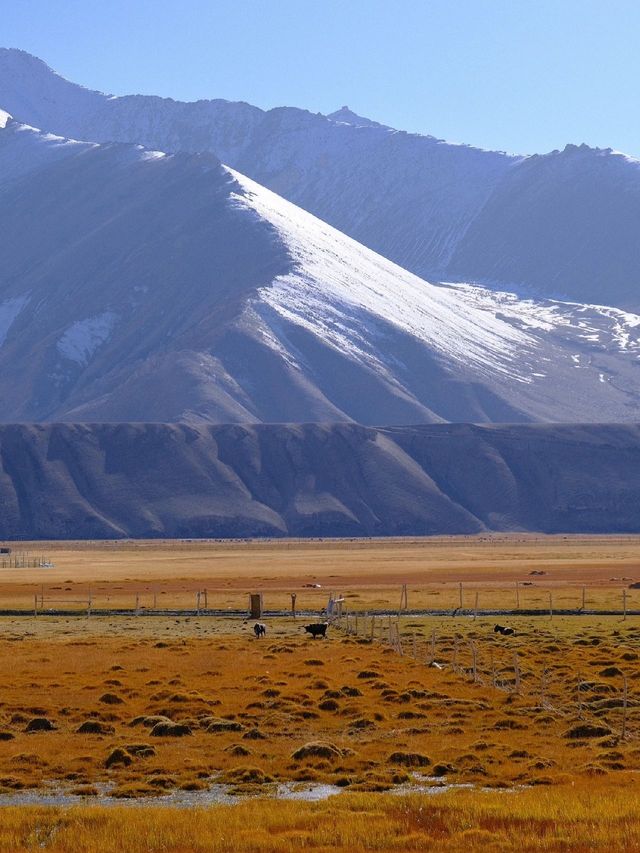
[
  {"xmin": 494, "ymin": 624, "xmax": 515, "ymax": 636},
  {"xmin": 304, "ymin": 623, "xmax": 328, "ymax": 639},
  {"xmin": 253, "ymin": 622, "xmax": 267, "ymax": 638}
]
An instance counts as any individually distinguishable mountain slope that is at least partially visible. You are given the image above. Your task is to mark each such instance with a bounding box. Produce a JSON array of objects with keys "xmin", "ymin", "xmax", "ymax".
[
  {"xmin": 449, "ymin": 144, "xmax": 640, "ymax": 305},
  {"xmin": 2, "ymin": 49, "xmax": 640, "ymax": 307},
  {"xmin": 2, "ymin": 114, "xmax": 640, "ymax": 424},
  {"xmin": 1, "ymin": 422, "xmax": 640, "ymax": 539},
  {"xmin": 0, "ymin": 48, "xmax": 516, "ymax": 282}
]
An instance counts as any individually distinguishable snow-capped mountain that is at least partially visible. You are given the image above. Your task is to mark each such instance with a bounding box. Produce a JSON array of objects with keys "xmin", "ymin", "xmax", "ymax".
[
  {"xmin": 0, "ymin": 49, "xmax": 517, "ymax": 285},
  {"xmin": 2, "ymin": 113, "xmax": 640, "ymax": 424},
  {"xmin": 2, "ymin": 48, "xmax": 640, "ymax": 308}
]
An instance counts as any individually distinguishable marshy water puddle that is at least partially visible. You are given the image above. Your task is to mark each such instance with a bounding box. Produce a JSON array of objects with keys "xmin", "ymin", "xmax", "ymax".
[{"xmin": 0, "ymin": 777, "xmax": 471, "ymax": 808}]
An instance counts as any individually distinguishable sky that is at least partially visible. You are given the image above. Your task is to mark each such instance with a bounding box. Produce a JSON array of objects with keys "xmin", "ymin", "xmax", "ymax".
[{"xmin": 2, "ymin": 0, "xmax": 640, "ymax": 156}]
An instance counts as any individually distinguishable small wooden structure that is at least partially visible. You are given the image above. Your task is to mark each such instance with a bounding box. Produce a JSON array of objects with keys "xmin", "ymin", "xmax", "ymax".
[{"xmin": 249, "ymin": 592, "xmax": 263, "ymax": 619}]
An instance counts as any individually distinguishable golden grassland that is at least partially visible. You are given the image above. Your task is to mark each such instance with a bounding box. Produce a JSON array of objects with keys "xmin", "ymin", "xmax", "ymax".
[
  {"xmin": 1, "ymin": 785, "xmax": 640, "ymax": 852},
  {"xmin": 0, "ymin": 536, "xmax": 639, "ymax": 850},
  {"xmin": 0, "ymin": 615, "xmax": 638, "ymax": 794}
]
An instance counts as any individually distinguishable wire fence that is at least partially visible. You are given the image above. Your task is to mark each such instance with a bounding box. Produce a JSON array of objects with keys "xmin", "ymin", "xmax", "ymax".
[
  {"xmin": 332, "ymin": 610, "xmax": 638, "ymax": 742},
  {"xmin": 0, "ymin": 579, "xmax": 637, "ymax": 617}
]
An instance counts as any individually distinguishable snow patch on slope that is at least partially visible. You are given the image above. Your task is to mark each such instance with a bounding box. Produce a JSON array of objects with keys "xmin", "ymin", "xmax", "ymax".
[
  {"xmin": 229, "ymin": 169, "xmax": 539, "ymax": 382},
  {"xmin": 57, "ymin": 312, "xmax": 117, "ymax": 365},
  {"xmin": 442, "ymin": 283, "xmax": 640, "ymax": 355},
  {"xmin": 228, "ymin": 168, "xmax": 640, "ymax": 400}
]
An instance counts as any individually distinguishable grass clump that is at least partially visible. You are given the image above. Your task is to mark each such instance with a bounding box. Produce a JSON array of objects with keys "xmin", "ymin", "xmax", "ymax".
[
  {"xmin": 292, "ymin": 741, "xmax": 343, "ymax": 761},
  {"xmin": 76, "ymin": 721, "xmax": 115, "ymax": 735},
  {"xmin": 564, "ymin": 724, "xmax": 612, "ymax": 739},
  {"xmin": 24, "ymin": 717, "xmax": 56, "ymax": 733},
  {"xmin": 105, "ymin": 748, "xmax": 132, "ymax": 769},
  {"xmin": 388, "ymin": 751, "xmax": 431, "ymax": 767},
  {"xmin": 150, "ymin": 721, "xmax": 192, "ymax": 737}
]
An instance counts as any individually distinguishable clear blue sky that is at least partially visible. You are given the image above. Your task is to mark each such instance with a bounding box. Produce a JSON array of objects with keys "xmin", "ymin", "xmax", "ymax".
[{"xmin": 3, "ymin": 0, "xmax": 640, "ymax": 156}]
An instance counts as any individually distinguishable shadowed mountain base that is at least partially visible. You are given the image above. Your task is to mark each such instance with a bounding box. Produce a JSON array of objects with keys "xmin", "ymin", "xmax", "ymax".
[{"xmin": 0, "ymin": 422, "xmax": 638, "ymax": 539}]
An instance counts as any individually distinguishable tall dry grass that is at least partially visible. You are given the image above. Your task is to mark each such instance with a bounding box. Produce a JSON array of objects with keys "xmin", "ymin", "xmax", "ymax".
[{"xmin": 1, "ymin": 785, "xmax": 639, "ymax": 852}]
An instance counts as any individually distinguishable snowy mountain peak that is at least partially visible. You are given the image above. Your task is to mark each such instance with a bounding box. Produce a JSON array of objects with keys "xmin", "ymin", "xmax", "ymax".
[
  {"xmin": 0, "ymin": 108, "xmax": 11, "ymax": 128},
  {"xmin": 1, "ymin": 117, "xmax": 640, "ymax": 425},
  {"xmin": 326, "ymin": 106, "xmax": 386, "ymax": 128},
  {"xmin": 2, "ymin": 49, "xmax": 640, "ymax": 313}
]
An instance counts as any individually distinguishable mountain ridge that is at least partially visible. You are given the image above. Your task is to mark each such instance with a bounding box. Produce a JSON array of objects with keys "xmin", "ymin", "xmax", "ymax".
[
  {"xmin": 0, "ymin": 47, "xmax": 519, "ymax": 286},
  {"xmin": 4, "ymin": 48, "xmax": 640, "ymax": 307},
  {"xmin": 1, "ymin": 421, "xmax": 639, "ymax": 539},
  {"xmin": 2, "ymin": 115, "xmax": 640, "ymax": 424}
]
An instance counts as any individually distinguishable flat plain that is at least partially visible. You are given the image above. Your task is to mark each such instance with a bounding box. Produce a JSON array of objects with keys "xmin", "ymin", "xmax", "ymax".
[
  {"xmin": 0, "ymin": 535, "xmax": 639, "ymax": 851},
  {"xmin": 4, "ymin": 533, "xmax": 640, "ymax": 612}
]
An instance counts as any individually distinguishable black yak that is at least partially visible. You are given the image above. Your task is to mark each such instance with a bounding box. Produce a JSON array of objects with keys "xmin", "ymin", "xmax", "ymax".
[
  {"xmin": 304, "ymin": 623, "xmax": 328, "ymax": 639},
  {"xmin": 254, "ymin": 622, "xmax": 267, "ymax": 638},
  {"xmin": 494, "ymin": 624, "xmax": 515, "ymax": 636}
]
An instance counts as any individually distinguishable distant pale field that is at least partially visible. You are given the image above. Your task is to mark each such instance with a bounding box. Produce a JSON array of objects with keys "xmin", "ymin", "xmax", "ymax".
[{"xmin": 1, "ymin": 535, "xmax": 640, "ymax": 613}]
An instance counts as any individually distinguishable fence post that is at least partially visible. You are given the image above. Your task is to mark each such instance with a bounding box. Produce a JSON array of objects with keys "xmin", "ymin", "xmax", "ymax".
[
  {"xmin": 399, "ymin": 584, "xmax": 408, "ymax": 613},
  {"xmin": 623, "ymin": 589, "xmax": 627, "ymax": 621},
  {"xmin": 153, "ymin": 588, "xmax": 157, "ymax": 610},
  {"xmin": 34, "ymin": 594, "xmax": 38, "ymax": 618},
  {"xmin": 577, "ymin": 674, "xmax": 584, "ymax": 719},
  {"xmin": 371, "ymin": 614, "xmax": 375, "ymax": 640},
  {"xmin": 291, "ymin": 593, "xmax": 297, "ymax": 619},
  {"xmin": 87, "ymin": 588, "xmax": 92, "ymax": 619},
  {"xmin": 581, "ymin": 586, "xmax": 586, "ymax": 611},
  {"xmin": 470, "ymin": 640, "xmax": 478, "ymax": 682},
  {"xmin": 473, "ymin": 592, "xmax": 479, "ymax": 620},
  {"xmin": 515, "ymin": 582, "xmax": 520, "ymax": 609},
  {"xmin": 459, "ymin": 582, "xmax": 463, "ymax": 610},
  {"xmin": 135, "ymin": 594, "xmax": 140, "ymax": 616},
  {"xmin": 196, "ymin": 591, "xmax": 201, "ymax": 616},
  {"xmin": 513, "ymin": 653, "xmax": 521, "ymax": 693}
]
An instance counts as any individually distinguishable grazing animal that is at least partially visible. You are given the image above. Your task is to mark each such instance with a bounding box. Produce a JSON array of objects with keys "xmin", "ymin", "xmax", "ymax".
[
  {"xmin": 494, "ymin": 624, "xmax": 515, "ymax": 636},
  {"xmin": 304, "ymin": 623, "xmax": 328, "ymax": 639},
  {"xmin": 253, "ymin": 622, "xmax": 267, "ymax": 638}
]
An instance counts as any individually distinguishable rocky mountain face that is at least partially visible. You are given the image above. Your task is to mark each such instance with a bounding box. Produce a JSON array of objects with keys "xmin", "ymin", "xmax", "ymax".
[
  {"xmin": 0, "ymin": 52, "xmax": 639, "ymax": 540},
  {"xmin": 1, "ymin": 422, "xmax": 639, "ymax": 539},
  {"xmin": 2, "ymin": 49, "xmax": 640, "ymax": 307},
  {"xmin": 0, "ymin": 48, "xmax": 520, "ymax": 284},
  {"xmin": 2, "ymin": 115, "xmax": 640, "ymax": 424}
]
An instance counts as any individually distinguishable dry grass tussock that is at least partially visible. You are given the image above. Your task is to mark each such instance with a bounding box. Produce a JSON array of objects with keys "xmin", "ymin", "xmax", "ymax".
[
  {"xmin": 0, "ymin": 785, "xmax": 639, "ymax": 851},
  {"xmin": 0, "ymin": 615, "xmax": 638, "ymax": 796}
]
